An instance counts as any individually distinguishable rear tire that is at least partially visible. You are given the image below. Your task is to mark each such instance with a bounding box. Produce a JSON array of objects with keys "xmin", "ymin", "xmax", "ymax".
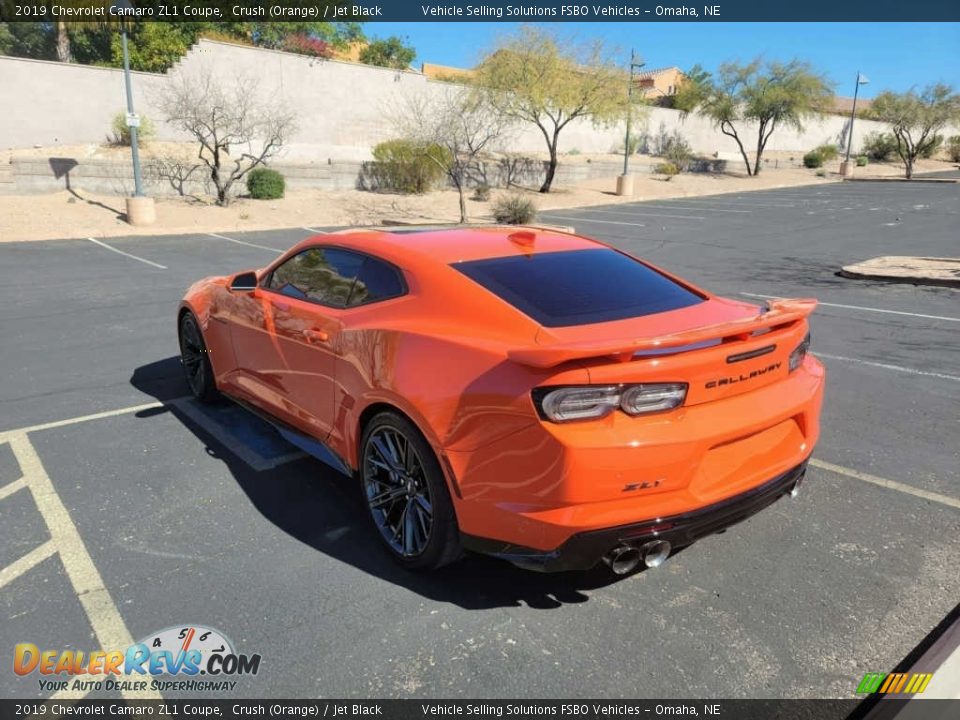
[
  {"xmin": 359, "ymin": 412, "xmax": 461, "ymax": 571},
  {"xmin": 178, "ymin": 312, "xmax": 221, "ymax": 403}
]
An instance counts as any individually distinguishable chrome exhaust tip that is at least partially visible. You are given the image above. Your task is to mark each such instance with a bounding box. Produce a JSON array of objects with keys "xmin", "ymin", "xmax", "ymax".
[
  {"xmin": 603, "ymin": 544, "xmax": 642, "ymax": 575},
  {"xmin": 789, "ymin": 470, "xmax": 805, "ymax": 499},
  {"xmin": 640, "ymin": 539, "xmax": 671, "ymax": 568}
]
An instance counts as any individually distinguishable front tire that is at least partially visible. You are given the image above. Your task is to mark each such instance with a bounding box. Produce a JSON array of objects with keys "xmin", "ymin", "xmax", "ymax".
[
  {"xmin": 360, "ymin": 412, "xmax": 461, "ymax": 570},
  {"xmin": 178, "ymin": 312, "xmax": 220, "ymax": 403}
]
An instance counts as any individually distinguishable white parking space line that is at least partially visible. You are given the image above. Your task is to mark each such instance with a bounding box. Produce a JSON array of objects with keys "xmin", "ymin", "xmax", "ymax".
[
  {"xmin": 816, "ymin": 352, "xmax": 960, "ymax": 383},
  {"xmin": 0, "ymin": 476, "xmax": 26, "ymax": 501},
  {"xmin": 302, "ymin": 227, "xmax": 327, "ymax": 233},
  {"xmin": 628, "ymin": 203, "xmax": 752, "ymax": 214},
  {"xmin": 87, "ymin": 238, "xmax": 167, "ymax": 270},
  {"xmin": 542, "ymin": 215, "xmax": 646, "ymax": 228},
  {"xmin": 569, "ymin": 208, "xmax": 706, "ymax": 220},
  {"xmin": 0, "ymin": 539, "xmax": 56, "ymax": 590},
  {"xmin": 0, "ymin": 400, "xmax": 168, "ymax": 441},
  {"xmin": 741, "ymin": 292, "xmax": 960, "ymax": 323},
  {"xmin": 656, "ymin": 198, "xmax": 797, "ymax": 209},
  {"xmin": 208, "ymin": 232, "xmax": 283, "ymax": 253},
  {"xmin": 7, "ymin": 433, "xmax": 161, "ymax": 699},
  {"xmin": 811, "ymin": 459, "xmax": 960, "ymax": 510}
]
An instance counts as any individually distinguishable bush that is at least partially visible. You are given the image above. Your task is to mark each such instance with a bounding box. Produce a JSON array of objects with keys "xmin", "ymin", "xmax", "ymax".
[
  {"xmin": 655, "ymin": 162, "xmax": 680, "ymax": 179},
  {"xmin": 863, "ymin": 132, "xmax": 897, "ymax": 161},
  {"xmin": 111, "ymin": 111, "xmax": 154, "ymax": 146},
  {"xmin": 246, "ymin": 168, "xmax": 285, "ymax": 200},
  {"xmin": 662, "ymin": 134, "xmax": 693, "ymax": 171},
  {"xmin": 815, "ymin": 169, "xmax": 827, "ymax": 177},
  {"xmin": 471, "ymin": 184, "xmax": 491, "ymax": 202},
  {"xmin": 371, "ymin": 139, "xmax": 449, "ymax": 194},
  {"xmin": 919, "ymin": 134, "xmax": 943, "ymax": 159},
  {"xmin": 815, "ymin": 144, "xmax": 839, "ymax": 161},
  {"xmin": 492, "ymin": 193, "xmax": 537, "ymax": 224},
  {"xmin": 856, "ymin": 155, "xmax": 869, "ymax": 167},
  {"xmin": 948, "ymin": 136, "xmax": 960, "ymax": 163},
  {"xmin": 802, "ymin": 151, "xmax": 824, "ymax": 169}
]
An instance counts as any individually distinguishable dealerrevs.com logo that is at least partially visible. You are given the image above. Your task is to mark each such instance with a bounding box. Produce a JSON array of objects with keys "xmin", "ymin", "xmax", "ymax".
[{"xmin": 14, "ymin": 625, "xmax": 261, "ymax": 693}]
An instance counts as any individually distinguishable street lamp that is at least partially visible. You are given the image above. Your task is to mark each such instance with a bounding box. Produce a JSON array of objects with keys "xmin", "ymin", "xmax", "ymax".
[
  {"xmin": 112, "ymin": 0, "xmax": 143, "ymax": 196},
  {"xmin": 110, "ymin": 0, "xmax": 154, "ymax": 224},
  {"xmin": 842, "ymin": 72, "xmax": 869, "ymax": 175},
  {"xmin": 617, "ymin": 49, "xmax": 646, "ymax": 196}
]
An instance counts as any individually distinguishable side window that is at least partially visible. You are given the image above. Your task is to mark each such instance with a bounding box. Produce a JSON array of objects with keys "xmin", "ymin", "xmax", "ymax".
[
  {"xmin": 349, "ymin": 258, "xmax": 406, "ymax": 307},
  {"xmin": 268, "ymin": 248, "xmax": 365, "ymax": 308}
]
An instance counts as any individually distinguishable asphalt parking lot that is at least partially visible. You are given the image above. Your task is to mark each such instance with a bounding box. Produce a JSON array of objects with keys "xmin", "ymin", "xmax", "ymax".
[{"xmin": 1, "ymin": 180, "xmax": 958, "ymax": 702}]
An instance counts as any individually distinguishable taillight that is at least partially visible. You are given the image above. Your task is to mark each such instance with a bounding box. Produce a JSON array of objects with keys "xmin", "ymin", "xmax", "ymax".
[
  {"xmin": 534, "ymin": 383, "xmax": 688, "ymax": 423},
  {"xmin": 789, "ymin": 332, "xmax": 811, "ymax": 372}
]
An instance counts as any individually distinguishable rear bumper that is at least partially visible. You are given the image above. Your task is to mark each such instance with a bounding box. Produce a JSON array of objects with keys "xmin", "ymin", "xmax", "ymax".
[{"xmin": 462, "ymin": 460, "xmax": 807, "ymax": 572}]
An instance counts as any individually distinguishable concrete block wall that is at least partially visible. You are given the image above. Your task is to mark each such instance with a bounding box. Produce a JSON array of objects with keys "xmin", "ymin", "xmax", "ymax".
[{"xmin": 2, "ymin": 39, "xmax": 957, "ymax": 194}]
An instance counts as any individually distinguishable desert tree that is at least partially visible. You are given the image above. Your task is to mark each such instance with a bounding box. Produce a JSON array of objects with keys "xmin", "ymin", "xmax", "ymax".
[
  {"xmin": 474, "ymin": 26, "xmax": 629, "ymax": 193},
  {"xmin": 675, "ymin": 59, "xmax": 833, "ymax": 176},
  {"xmin": 868, "ymin": 84, "xmax": 960, "ymax": 179},
  {"xmin": 157, "ymin": 69, "xmax": 297, "ymax": 206},
  {"xmin": 398, "ymin": 88, "xmax": 511, "ymax": 223}
]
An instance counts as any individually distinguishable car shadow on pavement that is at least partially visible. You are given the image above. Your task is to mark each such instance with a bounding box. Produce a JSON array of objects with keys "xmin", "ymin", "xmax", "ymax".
[{"xmin": 131, "ymin": 357, "xmax": 643, "ymax": 611}]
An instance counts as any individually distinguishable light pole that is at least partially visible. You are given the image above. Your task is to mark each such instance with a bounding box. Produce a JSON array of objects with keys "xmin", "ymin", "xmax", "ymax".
[
  {"xmin": 842, "ymin": 72, "xmax": 869, "ymax": 175},
  {"xmin": 111, "ymin": 0, "xmax": 154, "ymax": 224},
  {"xmin": 617, "ymin": 49, "xmax": 646, "ymax": 196}
]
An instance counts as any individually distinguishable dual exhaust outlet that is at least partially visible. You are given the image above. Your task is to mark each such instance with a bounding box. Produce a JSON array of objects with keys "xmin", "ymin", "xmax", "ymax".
[
  {"xmin": 604, "ymin": 471, "xmax": 804, "ymax": 575},
  {"xmin": 603, "ymin": 539, "xmax": 672, "ymax": 575}
]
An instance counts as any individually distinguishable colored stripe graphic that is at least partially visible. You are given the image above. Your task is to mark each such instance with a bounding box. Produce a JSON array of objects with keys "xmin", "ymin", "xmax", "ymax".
[{"xmin": 857, "ymin": 672, "xmax": 934, "ymax": 694}]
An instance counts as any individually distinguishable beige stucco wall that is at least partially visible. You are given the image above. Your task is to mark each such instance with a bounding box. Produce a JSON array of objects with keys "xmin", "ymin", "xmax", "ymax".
[{"xmin": 1, "ymin": 40, "xmax": 955, "ymax": 165}]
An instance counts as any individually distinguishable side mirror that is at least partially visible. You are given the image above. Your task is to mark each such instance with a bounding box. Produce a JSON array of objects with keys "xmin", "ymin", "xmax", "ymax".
[{"xmin": 229, "ymin": 271, "xmax": 258, "ymax": 293}]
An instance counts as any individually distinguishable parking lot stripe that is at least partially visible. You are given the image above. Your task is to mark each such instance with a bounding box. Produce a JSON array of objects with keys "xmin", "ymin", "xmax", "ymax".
[
  {"xmin": 741, "ymin": 293, "xmax": 960, "ymax": 323},
  {"xmin": 0, "ymin": 539, "xmax": 56, "ymax": 590},
  {"xmin": 811, "ymin": 458, "xmax": 960, "ymax": 510},
  {"xmin": 8, "ymin": 433, "xmax": 162, "ymax": 699},
  {"xmin": 566, "ymin": 208, "xmax": 706, "ymax": 220},
  {"xmin": 208, "ymin": 232, "xmax": 283, "ymax": 253},
  {"xmin": 542, "ymin": 215, "xmax": 646, "ymax": 228},
  {"xmin": 626, "ymin": 203, "xmax": 752, "ymax": 214},
  {"xmin": 0, "ymin": 400, "xmax": 169, "ymax": 441},
  {"xmin": 816, "ymin": 352, "xmax": 960, "ymax": 383},
  {"xmin": 87, "ymin": 238, "xmax": 167, "ymax": 270},
  {"xmin": 303, "ymin": 227, "xmax": 327, "ymax": 233},
  {"xmin": 0, "ymin": 476, "xmax": 26, "ymax": 501}
]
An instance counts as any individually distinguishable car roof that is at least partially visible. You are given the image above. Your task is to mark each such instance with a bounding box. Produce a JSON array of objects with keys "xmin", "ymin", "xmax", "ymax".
[{"xmin": 293, "ymin": 225, "xmax": 606, "ymax": 265}]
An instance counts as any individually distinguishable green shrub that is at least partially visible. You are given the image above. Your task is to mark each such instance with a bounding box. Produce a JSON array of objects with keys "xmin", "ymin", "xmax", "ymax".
[
  {"xmin": 370, "ymin": 139, "xmax": 449, "ymax": 194},
  {"xmin": 471, "ymin": 184, "xmax": 491, "ymax": 202},
  {"xmin": 815, "ymin": 144, "xmax": 839, "ymax": 162},
  {"xmin": 863, "ymin": 132, "xmax": 897, "ymax": 161},
  {"xmin": 855, "ymin": 155, "xmax": 868, "ymax": 167},
  {"xmin": 655, "ymin": 162, "xmax": 680, "ymax": 179},
  {"xmin": 246, "ymin": 168, "xmax": 285, "ymax": 200},
  {"xmin": 492, "ymin": 193, "xmax": 537, "ymax": 224},
  {"xmin": 662, "ymin": 134, "xmax": 693, "ymax": 171},
  {"xmin": 111, "ymin": 111, "xmax": 154, "ymax": 146},
  {"xmin": 815, "ymin": 169, "xmax": 827, "ymax": 177},
  {"xmin": 802, "ymin": 151, "xmax": 824, "ymax": 169},
  {"xmin": 948, "ymin": 136, "xmax": 960, "ymax": 163},
  {"xmin": 919, "ymin": 134, "xmax": 943, "ymax": 159}
]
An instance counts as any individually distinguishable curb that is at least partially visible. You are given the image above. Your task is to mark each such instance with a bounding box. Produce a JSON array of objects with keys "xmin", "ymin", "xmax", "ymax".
[
  {"xmin": 838, "ymin": 269, "xmax": 960, "ymax": 289},
  {"xmin": 844, "ymin": 177, "xmax": 959, "ymax": 184}
]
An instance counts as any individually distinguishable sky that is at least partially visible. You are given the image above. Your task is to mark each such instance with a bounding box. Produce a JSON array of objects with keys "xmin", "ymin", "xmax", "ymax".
[{"xmin": 366, "ymin": 22, "xmax": 960, "ymax": 98}]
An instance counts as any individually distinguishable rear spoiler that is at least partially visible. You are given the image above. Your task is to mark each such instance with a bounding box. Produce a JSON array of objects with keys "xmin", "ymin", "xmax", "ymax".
[{"xmin": 507, "ymin": 298, "xmax": 817, "ymax": 369}]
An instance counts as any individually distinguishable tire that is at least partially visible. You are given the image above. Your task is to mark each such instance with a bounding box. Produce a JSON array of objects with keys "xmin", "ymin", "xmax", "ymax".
[
  {"xmin": 178, "ymin": 312, "xmax": 221, "ymax": 403},
  {"xmin": 359, "ymin": 411, "xmax": 461, "ymax": 570}
]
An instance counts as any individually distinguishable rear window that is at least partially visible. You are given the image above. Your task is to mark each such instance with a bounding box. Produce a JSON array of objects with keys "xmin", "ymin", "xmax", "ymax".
[{"xmin": 454, "ymin": 248, "xmax": 704, "ymax": 327}]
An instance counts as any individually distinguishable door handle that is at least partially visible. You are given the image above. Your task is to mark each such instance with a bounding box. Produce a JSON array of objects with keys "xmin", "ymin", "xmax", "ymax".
[{"xmin": 303, "ymin": 328, "xmax": 329, "ymax": 344}]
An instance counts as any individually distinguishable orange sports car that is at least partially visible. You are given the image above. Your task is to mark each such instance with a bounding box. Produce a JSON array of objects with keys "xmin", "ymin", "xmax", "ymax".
[{"xmin": 178, "ymin": 226, "xmax": 824, "ymax": 574}]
